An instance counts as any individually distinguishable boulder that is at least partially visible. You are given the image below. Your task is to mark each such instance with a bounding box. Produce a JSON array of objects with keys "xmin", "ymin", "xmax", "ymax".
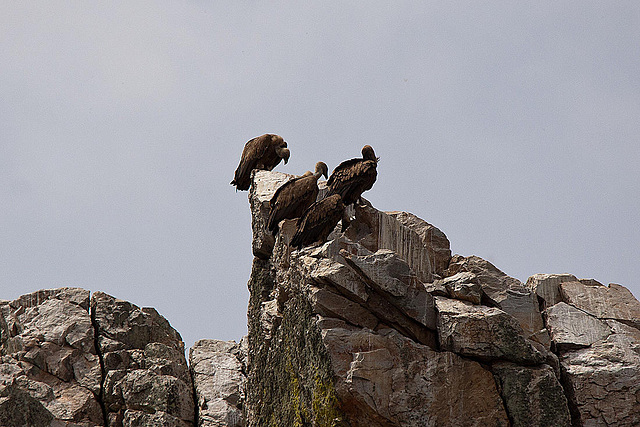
[
  {"xmin": 435, "ymin": 271, "xmax": 482, "ymax": 304},
  {"xmin": 544, "ymin": 302, "xmax": 611, "ymax": 351},
  {"xmin": 559, "ymin": 331, "xmax": 640, "ymax": 426},
  {"xmin": 341, "ymin": 249, "xmax": 436, "ymax": 330},
  {"xmin": 346, "ymin": 204, "xmax": 434, "ymax": 283},
  {"xmin": 541, "ymin": 283, "xmax": 640, "ymax": 426},
  {"xmin": 435, "ymin": 297, "xmax": 544, "ymax": 364}
]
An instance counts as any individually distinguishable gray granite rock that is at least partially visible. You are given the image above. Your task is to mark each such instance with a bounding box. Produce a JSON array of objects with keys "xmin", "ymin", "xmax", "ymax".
[
  {"xmin": 436, "ymin": 271, "xmax": 483, "ymax": 304},
  {"xmin": 559, "ymin": 331, "xmax": 640, "ymax": 426},
  {"xmin": 525, "ymin": 273, "xmax": 578, "ymax": 309},
  {"xmin": 189, "ymin": 339, "xmax": 246, "ymax": 427},
  {"xmin": 92, "ymin": 291, "xmax": 194, "ymax": 426},
  {"xmin": 346, "ymin": 204, "xmax": 434, "ymax": 283},
  {"xmin": 544, "ymin": 302, "xmax": 611, "ymax": 351},
  {"xmin": 3, "ymin": 169, "xmax": 639, "ymax": 427},
  {"xmin": 436, "ymin": 297, "xmax": 545, "ymax": 364},
  {"xmin": 0, "ymin": 288, "xmax": 103, "ymax": 426},
  {"xmin": 446, "ymin": 255, "xmax": 549, "ymax": 346},
  {"xmin": 385, "ymin": 210, "xmax": 452, "ymax": 278},
  {"xmin": 341, "ymin": 249, "xmax": 436, "ymax": 330},
  {"xmin": 560, "ymin": 281, "xmax": 640, "ymax": 328}
]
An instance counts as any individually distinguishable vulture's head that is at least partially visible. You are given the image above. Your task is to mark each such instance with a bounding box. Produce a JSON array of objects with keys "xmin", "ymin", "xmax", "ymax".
[
  {"xmin": 273, "ymin": 135, "xmax": 290, "ymax": 164},
  {"xmin": 362, "ymin": 145, "xmax": 379, "ymax": 162},
  {"xmin": 315, "ymin": 162, "xmax": 329, "ymax": 179}
]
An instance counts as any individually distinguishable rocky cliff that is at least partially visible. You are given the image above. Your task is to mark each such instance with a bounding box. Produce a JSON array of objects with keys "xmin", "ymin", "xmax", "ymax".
[{"xmin": 1, "ymin": 169, "xmax": 639, "ymax": 426}]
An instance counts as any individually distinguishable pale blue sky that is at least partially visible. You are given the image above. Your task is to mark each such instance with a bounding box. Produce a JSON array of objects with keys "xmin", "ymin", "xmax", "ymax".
[{"xmin": 2, "ymin": 2, "xmax": 639, "ymax": 349}]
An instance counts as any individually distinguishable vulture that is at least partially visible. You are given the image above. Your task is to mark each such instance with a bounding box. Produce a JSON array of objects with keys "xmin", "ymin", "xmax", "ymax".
[
  {"xmin": 267, "ymin": 162, "xmax": 329, "ymax": 235},
  {"xmin": 327, "ymin": 145, "xmax": 378, "ymax": 205},
  {"xmin": 291, "ymin": 194, "xmax": 345, "ymax": 250},
  {"xmin": 231, "ymin": 134, "xmax": 290, "ymax": 191}
]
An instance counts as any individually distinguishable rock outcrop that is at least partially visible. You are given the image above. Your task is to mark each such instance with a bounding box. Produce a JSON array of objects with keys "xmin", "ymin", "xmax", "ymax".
[
  {"xmin": 1, "ymin": 169, "xmax": 638, "ymax": 426},
  {"xmin": 0, "ymin": 289, "xmax": 194, "ymax": 426},
  {"xmin": 240, "ymin": 170, "xmax": 640, "ymax": 427}
]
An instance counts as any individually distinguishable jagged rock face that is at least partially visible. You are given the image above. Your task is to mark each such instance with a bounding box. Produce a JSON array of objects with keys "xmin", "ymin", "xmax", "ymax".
[
  {"xmin": 535, "ymin": 279, "xmax": 640, "ymax": 426},
  {"xmin": 189, "ymin": 339, "xmax": 247, "ymax": 427},
  {"xmin": 243, "ymin": 171, "xmax": 574, "ymax": 426},
  {"xmin": 92, "ymin": 291, "xmax": 195, "ymax": 426},
  {"xmin": 241, "ymin": 170, "xmax": 640, "ymax": 427},
  {"xmin": 0, "ymin": 288, "xmax": 194, "ymax": 426},
  {"xmin": 446, "ymin": 255, "xmax": 550, "ymax": 348},
  {"xmin": 0, "ymin": 288, "xmax": 103, "ymax": 426},
  {"xmin": 3, "ymin": 169, "xmax": 639, "ymax": 427}
]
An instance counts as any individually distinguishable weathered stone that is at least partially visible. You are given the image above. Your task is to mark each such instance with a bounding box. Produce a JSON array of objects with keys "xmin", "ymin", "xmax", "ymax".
[
  {"xmin": 423, "ymin": 280, "xmax": 448, "ymax": 297},
  {"xmin": 323, "ymin": 325, "xmax": 510, "ymax": 426},
  {"xmin": 446, "ymin": 255, "xmax": 548, "ymax": 345},
  {"xmin": 492, "ymin": 362, "xmax": 571, "ymax": 427},
  {"xmin": 309, "ymin": 286, "xmax": 379, "ymax": 330},
  {"xmin": 295, "ymin": 246, "xmax": 436, "ymax": 347},
  {"xmin": 346, "ymin": 204, "xmax": 434, "ymax": 283},
  {"xmin": 341, "ymin": 249, "xmax": 436, "ymax": 330},
  {"xmin": 0, "ymin": 383, "xmax": 54, "ymax": 427},
  {"xmin": 244, "ymin": 258, "xmax": 344, "ymax": 427},
  {"xmin": 560, "ymin": 281, "xmax": 640, "ymax": 328},
  {"xmin": 525, "ymin": 273, "xmax": 578, "ymax": 309},
  {"xmin": 560, "ymin": 331, "xmax": 640, "ymax": 426},
  {"xmin": 189, "ymin": 339, "xmax": 246, "ymax": 427},
  {"xmin": 436, "ymin": 297, "xmax": 544, "ymax": 364},
  {"xmin": 6, "ymin": 168, "xmax": 635, "ymax": 427},
  {"xmin": 9, "ymin": 287, "xmax": 91, "ymax": 312},
  {"xmin": 249, "ymin": 170, "xmax": 297, "ymax": 259},
  {"xmin": 385, "ymin": 211, "xmax": 452, "ymax": 278},
  {"xmin": 124, "ymin": 410, "xmax": 192, "ymax": 427},
  {"xmin": 436, "ymin": 271, "xmax": 482, "ymax": 304},
  {"xmin": 544, "ymin": 302, "xmax": 611, "ymax": 351},
  {"xmin": 92, "ymin": 291, "xmax": 194, "ymax": 426},
  {"xmin": 92, "ymin": 291, "xmax": 185, "ymax": 353},
  {"xmin": 0, "ymin": 288, "xmax": 103, "ymax": 426},
  {"xmin": 308, "ymin": 256, "xmax": 370, "ymax": 303}
]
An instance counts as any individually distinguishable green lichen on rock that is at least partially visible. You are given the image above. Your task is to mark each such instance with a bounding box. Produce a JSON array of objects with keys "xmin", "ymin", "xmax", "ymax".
[
  {"xmin": 245, "ymin": 257, "xmax": 344, "ymax": 427},
  {"xmin": 312, "ymin": 373, "xmax": 343, "ymax": 426}
]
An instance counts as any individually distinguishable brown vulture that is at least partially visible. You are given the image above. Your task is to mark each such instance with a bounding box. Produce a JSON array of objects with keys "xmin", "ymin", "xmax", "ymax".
[
  {"xmin": 291, "ymin": 194, "xmax": 345, "ymax": 249},
  {"xmin": 230, "ymin": 134, "xmax": 290, "ymax": 191},
  {"xmin": 327, "ymin": 145, "xmax": 378, "ymax": 205},
  {"xmin": 267, "ymin": 162, "xmax": 329, "ymax": 235}
]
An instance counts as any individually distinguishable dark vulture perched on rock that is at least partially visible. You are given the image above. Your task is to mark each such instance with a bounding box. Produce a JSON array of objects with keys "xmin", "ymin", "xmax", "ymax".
[
  {"xmin": 327, "ymin": 145, "xmax": 378, "ymax": 205},
  {"xmin": 291, "ymin": 194, "xmax": 345, "ymax": 249},
  {"xmin": 267, "ymin": 162, "xmax": 329, "ymax": 235},
  {"xmin": 231, "ymin": 134, "xmax": 290, "ymax": 191}
]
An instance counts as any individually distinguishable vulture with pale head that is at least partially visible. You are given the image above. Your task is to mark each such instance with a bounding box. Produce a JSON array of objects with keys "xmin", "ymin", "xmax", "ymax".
[
  {"xmin": 291, "ymin": 194, "xmax": 345, "ymax": 250},
  {"xmin": 267, "ymin": 162, "xmax": 329, "ymax": 235},
  {"xmin": 327, "ymin": 145, "xmax": 378, "ymax": 205},
  {"xmin": 231, "ymin": 134, "xmax": 290, "ymax": 191}
]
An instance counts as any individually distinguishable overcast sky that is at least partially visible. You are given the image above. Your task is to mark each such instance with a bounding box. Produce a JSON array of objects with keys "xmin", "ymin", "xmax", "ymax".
[{"xmin": 2, "ymin": 3, "xmax": 639, "ymax": 350}]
